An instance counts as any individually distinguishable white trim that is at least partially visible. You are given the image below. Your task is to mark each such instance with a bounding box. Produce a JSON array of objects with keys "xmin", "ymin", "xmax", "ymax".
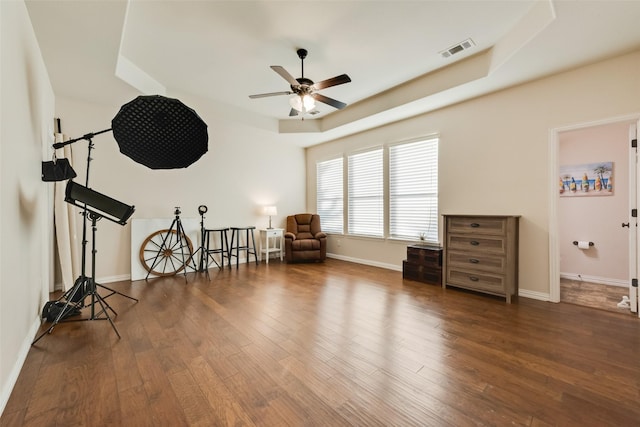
[
  {"xmin": 0, "ymin": 317, "xmax": 41, "ymax": 415},
  {"xmin": 548, "ymin": 128, "xmax": 561, "ymax": 302},
  {"xmin": 560, "ymin": 273, "xmax": 629, "ymax": 288},
  {"xmin": 54, "ymin": 274, "xmax": 133, "ymax": 291},
  {"xmin": 518, "ymin": 289, "xmax": 551, "ymax": 301},
  {"xmin": 98, "ymin": 274, "xmax": 132, "ymax": 284},
  {"xmin": 548, "ymin": 112, "xmax": 640, "ymax": 304},
  {"xmin": 327, "ymin": 253, "xmax": 402, "ymax": 272}
]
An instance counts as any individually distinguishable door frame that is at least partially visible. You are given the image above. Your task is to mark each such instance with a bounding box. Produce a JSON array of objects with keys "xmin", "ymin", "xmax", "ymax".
[{"xmin": 548, "ymin": 113, "xmax": 640, "ymax": 303}]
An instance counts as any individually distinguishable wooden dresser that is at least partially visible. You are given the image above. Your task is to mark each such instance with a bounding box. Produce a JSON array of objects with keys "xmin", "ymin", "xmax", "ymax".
[
  {"xmin": 442, "ymin": 215, "xmax": 520, "ymax": 303},
  {"xmin": 402, "ymin": 244, "xmax": 442, "ymax": 285}
]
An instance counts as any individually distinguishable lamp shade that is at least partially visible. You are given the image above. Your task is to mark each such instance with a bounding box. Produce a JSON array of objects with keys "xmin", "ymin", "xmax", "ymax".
[{"xmin": 262, "ymin": 205, "xmax": 277, "ymax": 216}]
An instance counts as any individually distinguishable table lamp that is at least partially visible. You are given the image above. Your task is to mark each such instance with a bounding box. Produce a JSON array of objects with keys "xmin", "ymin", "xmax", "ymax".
[{"xmin": 262, "ymin": 205, "xmax": 277, "ymax": 229}]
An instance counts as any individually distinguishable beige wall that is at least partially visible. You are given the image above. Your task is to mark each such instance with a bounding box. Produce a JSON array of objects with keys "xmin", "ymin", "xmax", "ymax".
[
  {"xmin": 306, "ymin": 50, "xmax": 640, "ymax": 299},
  {"xmin": 558, "ymin": 121, "xmax": 632, "ymax": 284},
  {"xmin": 0, "ymin": 0, "xmax": 55, "ymax": 413},
  {"xmin": 55, "ymin": 92, "xmax": 307, "ymax": 283}
]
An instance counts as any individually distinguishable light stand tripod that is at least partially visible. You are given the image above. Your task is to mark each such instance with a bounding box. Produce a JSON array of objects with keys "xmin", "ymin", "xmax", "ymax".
[
  {"xmin": 145, "ymin": 207, "xmax": 196, "ymax": 282},
  {"xmin": 33, "ymin": 132, "xmax": 137, "ymax": 345},
  {"xmin": 189, "ymin": 205, "xmax": 221, "ymax": 281}
]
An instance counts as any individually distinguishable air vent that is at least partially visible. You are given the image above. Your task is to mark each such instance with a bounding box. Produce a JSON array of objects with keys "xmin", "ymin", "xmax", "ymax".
[{"xmin": 440, "ymin": 38, "xmax": 475, "ymax": 58}]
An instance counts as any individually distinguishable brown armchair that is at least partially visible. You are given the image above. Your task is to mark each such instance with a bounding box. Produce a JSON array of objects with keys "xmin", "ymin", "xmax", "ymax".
[{"xmin": 285, "ymin": 214, "xmax": 327, "ymax": 263}]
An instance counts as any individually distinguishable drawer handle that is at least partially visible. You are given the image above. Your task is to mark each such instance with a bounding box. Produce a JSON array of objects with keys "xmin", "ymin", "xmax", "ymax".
[
  {"xmin": 469, "ymin": 276, "xmax": 479, "ymax": 282},
  {"xmin": 469, "ymin": 258, "xmax": 479, "ymax": 264},
  {"xmin": 470, "ymin": 223, "xmax": 480, "ymax": 228},
  {"xmin": 470, "ymin": 241, "xmax": 480, "ymax": 246}
]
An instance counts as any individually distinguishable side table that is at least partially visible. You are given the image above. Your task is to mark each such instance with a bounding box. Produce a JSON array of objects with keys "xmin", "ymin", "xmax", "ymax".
[{"xmin": 259, "ymin": 228, "xmax": 284, "ymax": 264}]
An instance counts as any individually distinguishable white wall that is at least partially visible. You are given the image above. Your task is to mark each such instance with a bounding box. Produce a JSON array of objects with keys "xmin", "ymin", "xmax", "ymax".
[
  {"xmin": 0, "ymin": 0, "xmax": 55, "ymax": 414},
  {"xmin": 558, "ymin": 121, "xmax": 632, "ymax": 285},
  {"xmin": 0, "ymin": 4, "xmax": 306, "ymax": 410},
  {"xmin": 55, "ymin": 92, "xmax": 306, "ymax": 282},
  {"xmin": 307, "ymin": 49, "xmax": 640, "ymax": 299}
]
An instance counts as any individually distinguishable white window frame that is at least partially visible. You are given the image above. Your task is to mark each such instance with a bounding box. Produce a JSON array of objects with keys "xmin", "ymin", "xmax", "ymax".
[
  {"xmin": 347, "ymin": 148, "xmax": 384, "ymax": 238},
  {"xmin": 316, "ymin": 157, "xmax": 344, "ymax": 234},
  {"xmin": 388, "ymin": 137, "xmax": 439, "ymax": 242}
]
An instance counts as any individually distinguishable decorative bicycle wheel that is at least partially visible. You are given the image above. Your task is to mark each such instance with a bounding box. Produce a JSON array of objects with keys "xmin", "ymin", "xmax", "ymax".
[{"xmin": 139, "ymin": 229, "xmax": 194, "ymax": 277}]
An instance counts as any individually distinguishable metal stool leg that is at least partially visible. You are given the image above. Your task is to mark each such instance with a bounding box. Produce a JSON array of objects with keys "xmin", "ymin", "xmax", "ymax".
[
  {"xmin": 203, "ymin": 230, "xmax": 211, "ymax": 280},
  {"xmin": 223, "ymin": 229, "xmax": 229, "ymax": 268},
  {"xmin": 234, "ymin": 228, "xmax": 240, "ymax": 268},
  {"xmin": 249, "ymin": 228, "xmax": 258, "ymax": 265}
]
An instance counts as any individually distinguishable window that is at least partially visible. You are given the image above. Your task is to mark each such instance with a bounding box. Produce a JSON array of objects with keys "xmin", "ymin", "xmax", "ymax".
[
  {"xmin": 316, "ymin": 157, "xmax": 343, "ymax": 234},
  {"xmin": 348, "ymin": 149, "xmax": 383, "ymax": 237},
  {"xmin": 389, "ymin": 138, "xmax": 438, "ymax": 241}
]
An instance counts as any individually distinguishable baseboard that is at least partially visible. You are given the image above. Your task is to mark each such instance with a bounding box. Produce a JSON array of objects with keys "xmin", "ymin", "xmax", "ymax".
[
  {"xmin": 518, "ymin": 289, "xmax": 551, "ymax": 301},
  {"xmin": 1, "ymin": 316, "xmax": 41, "ymax": 416},
  {"xmin": 560, "ymin": 272, "xmax": 628, "ymax": 287},
  {"xmin": 327, "ymin": 253, "xmax": 402, "ymax": 272},
  {"xmin": 55, "ymin": 273, "xmax": 132, "ymax": 291},
  {"xmin": 327, "ymin": 254, "xmax": 557, "ymax": 301},
  {"xmin": 97, "ymin": 274, "xmax": 131, "ymax": 284}
]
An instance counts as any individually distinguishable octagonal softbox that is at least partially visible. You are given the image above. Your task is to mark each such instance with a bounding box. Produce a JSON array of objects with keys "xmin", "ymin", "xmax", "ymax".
[{"xmin": 111, "ymin": 95, "xmax": 208, "ymax": 169}]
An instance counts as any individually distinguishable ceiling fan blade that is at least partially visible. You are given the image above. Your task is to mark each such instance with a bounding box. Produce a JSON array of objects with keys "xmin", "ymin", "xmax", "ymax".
[
  {"xmin": 289, "ymin": 108, "xmax": 299, "ymax": 117},
  {"xmin": 271, "ymin": 66, "xmax": 299, "ymax": 87},
  {"xmin": 249, "ymin": 91, "xmax": 292, "ymax": 99},
  {"xmin": 311, "ymin": 93, "xmax": 347, "ymax": 110},
  {"xmin": 313, "ymin": 74, "xmax": 351, "ymax": 90}
]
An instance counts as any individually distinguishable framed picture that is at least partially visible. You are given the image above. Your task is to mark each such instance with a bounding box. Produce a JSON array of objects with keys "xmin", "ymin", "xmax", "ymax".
[{"xmin": 559, "ymin": 161, "xmax": 613, "ymax": 197}]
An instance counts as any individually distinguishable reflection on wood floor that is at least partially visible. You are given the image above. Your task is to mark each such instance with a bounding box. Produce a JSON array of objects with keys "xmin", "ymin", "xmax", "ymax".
[
  {"xmin": 3, "ymin": 260, "xmax": 640, "ymax": 426},
  {"xmin": 560, "ymin": 278, "xmax": 630, "ymax": 314}
]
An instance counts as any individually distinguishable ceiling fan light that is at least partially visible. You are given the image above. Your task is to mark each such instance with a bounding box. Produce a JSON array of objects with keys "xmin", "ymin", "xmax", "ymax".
[
  {"xmin": 289, "ymin": 94, "xmax": 316, "ymax": 113},
  {"xmin": 302, "ymin": 94, "xmax": 315, "ymax": 111},
  {"xmin": 289, "ymin": 95, "xmax": 303, "ymax": 112}
]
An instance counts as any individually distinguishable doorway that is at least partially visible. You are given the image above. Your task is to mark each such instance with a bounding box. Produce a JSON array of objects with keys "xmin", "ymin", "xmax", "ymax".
[{"xmin": 550, "ymin": 114, "xmax": 639, "ymax": 313}]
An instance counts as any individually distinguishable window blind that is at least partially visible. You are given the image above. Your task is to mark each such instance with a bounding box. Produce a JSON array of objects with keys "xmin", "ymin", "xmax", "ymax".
[
  {"xmin": 389, "ymin": 138, "xmax": 438, "ymax": 241},
  {"xmin": 348, "ymin": 149, "xmax": 383, "ymax": 237},
  {"xmin": 316, "ymin": 157, "xmax": 344, "ymax": 234}
]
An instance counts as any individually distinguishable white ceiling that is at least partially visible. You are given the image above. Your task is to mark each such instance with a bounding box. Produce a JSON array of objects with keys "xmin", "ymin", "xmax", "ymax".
[{"xmin": 25, "ymin": 0, "xmax": 640, "ymax": 147}]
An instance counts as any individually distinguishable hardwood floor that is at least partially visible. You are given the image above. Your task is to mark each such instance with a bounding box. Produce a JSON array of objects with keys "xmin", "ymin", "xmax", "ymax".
[
  {"xmin": 2, "ymin": 259, "xmax": 639, "ymax": 426},
  {"xmin": 560, "ymin": 278, "xmax": 629, "ymax": 314}
]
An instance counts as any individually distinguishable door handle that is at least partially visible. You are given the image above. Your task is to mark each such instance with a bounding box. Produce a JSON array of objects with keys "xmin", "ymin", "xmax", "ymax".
[{"xmin": 622, "ymin": 222, "xmax": 630, "ymax": 228}]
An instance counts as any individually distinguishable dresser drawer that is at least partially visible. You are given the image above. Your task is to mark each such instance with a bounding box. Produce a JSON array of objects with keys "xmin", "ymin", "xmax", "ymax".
[
  {"xmin": 264, "ymin": 229, "xmax": 281, "ymax": 238},
  {"xmin": 447, "ymin": 234, "xmax": 507, "ymax": 255},
  {"xmin": 447, "ymin": 216, "xmax": 507, "ymax": 236},
  {"xmin": 446, "ymin": 251, "xmax": 506, "ymax": 274},
  {"xmin": 447, "ymin": 269, "xmax": 505, "ymax": 294}
]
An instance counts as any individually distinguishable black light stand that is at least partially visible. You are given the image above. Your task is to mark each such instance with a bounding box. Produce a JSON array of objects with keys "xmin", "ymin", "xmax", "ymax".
[
  {"xmin": 189, "ymin": 205, "xmax": 221, "ymax": 281},
  {"xmin": 33, "ymin": 132, "xmax": 136, "ymax": 345},
  {"xmin": 144, "ymin": 207, "xmax": 196, "ymax": 283}
]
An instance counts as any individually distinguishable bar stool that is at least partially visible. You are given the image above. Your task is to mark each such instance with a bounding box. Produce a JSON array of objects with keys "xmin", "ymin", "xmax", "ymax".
[
  {"xmin": 228, "ymin": 226, "xmax": 258, "ymax": 268},
  {"xmin": 200, "ymin": 227, "xmax": 229, "ymax": 278}
]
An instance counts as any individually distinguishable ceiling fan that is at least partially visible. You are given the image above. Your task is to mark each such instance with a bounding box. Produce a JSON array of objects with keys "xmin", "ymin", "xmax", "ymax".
[{"xmin": 249, "ymin": 48, "xmax": 352, "ymax": 117}]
